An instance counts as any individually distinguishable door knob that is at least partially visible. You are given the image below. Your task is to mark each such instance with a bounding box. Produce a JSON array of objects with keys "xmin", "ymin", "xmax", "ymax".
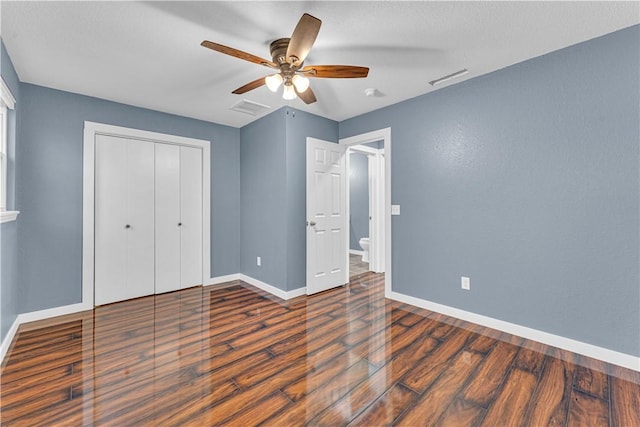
[
  {"xmin": 308, "ymin": 220, "xmax": 316, "ymax": 226},
  {"xmin": 125, "ymin": 224, "xmax": 131, "ymax": 229},
  {"xmin": 178, "ymin": 222, "xmax": 182, "ymax": 227}
]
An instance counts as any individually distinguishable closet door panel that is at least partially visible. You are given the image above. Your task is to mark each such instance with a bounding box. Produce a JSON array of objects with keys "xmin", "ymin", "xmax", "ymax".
[
  {"xmin": 95, "ymin": 135, "xmax": 128, "ymax": 305},
  {"xmin": 155, "ymin": 143, "xmax": 181, "ymax": 294},
  {"xmin": 180, "ymin": 146, "xmax": 203, "ymax": 288},
  {"xmin": 124, "ymin": 139, "xmax": 156, "ymax": 299}
]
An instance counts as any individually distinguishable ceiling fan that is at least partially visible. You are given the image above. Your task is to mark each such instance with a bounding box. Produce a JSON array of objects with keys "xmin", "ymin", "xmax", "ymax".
[{"xmin": 201, "ymin": 13, "xmax": 369, "ymax": 104}]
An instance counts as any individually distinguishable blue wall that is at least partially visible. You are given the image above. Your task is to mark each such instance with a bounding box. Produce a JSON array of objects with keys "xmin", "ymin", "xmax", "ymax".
[
  {"xmin": 240, "ymin": 107, "xmax": 337, "ymax": 291},
  {"xmin": 284, "ymin": 108, "xmax": 338, "ymax": 291},
  {"xmin": 340, "ymin": 25, "xmax": 640, "ymax": 357},
  {"xmin": 349, "ymin": 152, "xmax": 369, "ymax": 251},
  {"xmin": 240, "ymin": 108, "xmax": 288, "ymax": 288},
  {"xmin": 17, "ymin": 83, "xmax": 241, "ymax": 313},
  {"xmin": 3, "ymin": 25, "xmax": 638, "ymax": 359},
  {"xmin": 1, "ymin": 220, "xmax": 18, "ymax": 341},
  {"xmin": 1, "ymin": 40, "xmax": 20, "ymax": 343}
]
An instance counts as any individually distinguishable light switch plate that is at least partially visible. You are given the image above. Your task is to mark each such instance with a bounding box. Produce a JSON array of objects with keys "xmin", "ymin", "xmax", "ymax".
[{"xmin": 391, "ymin": 205, "xmax": 401, "ymax": 215}]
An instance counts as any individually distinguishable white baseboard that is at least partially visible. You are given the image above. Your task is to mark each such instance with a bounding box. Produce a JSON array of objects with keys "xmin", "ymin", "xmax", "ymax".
[
  {"xmin": 239, "ymin": 274, "xmax": 306, "ymax": 300},
  {"xmin": 17, "ymin": 302, "xmax": 90, "ymax": 324},
  {"xmin": 349, "ymin": 249, "xmax": 364, "ymax": 256},
  {"xmin": 206, "ymin": 273, "xmax": 241, "ymax": 285},
  {"xmin": 283, "ymin": 285, "xmax": 307, "ymax": 299},
  {"xmin": 1, "ymin": 302, "xmax": 90, "ymax": 365},
  {"xmin": 8, "ymin": 279, "xmax": 634, "ymax": 372},
  {"xmin": 390, "ymin": 291, "xmax": 640, "ymax": 372},
  {"xmin": 1, "ymin": 316, "xmax": 20, "ymax": 363},
  {"xmin": 1, "ymin": 275, "xmax": 308, "ymax": 364}
]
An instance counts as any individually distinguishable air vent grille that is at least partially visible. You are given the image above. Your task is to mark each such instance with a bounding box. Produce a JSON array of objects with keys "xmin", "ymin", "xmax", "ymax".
[{"xmin": 229, "ymin": 99, "xmax": 271, "ymax": 116}]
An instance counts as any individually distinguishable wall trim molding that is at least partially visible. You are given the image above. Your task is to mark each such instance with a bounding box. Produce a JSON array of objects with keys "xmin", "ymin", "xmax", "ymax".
[
  {"xmin": 390, "ymin": 290, "xmax": 640, "ymax": 372},
  {"xmin": 4, "ymin": 279, "xmax": 637, "ymax": 372},
  {"xmin": 339, "ymin": 127, "xmax": 392, "ymax": 298},
  {"xmin": 1, "ymin": 302, "xmax": 91, "ymax": 364},
  {"xmin": 16, "ymin": 302, "xmax": 91, "ymax": 324},
  {"xmin": 1, "ymin": 316, "xmax": 20, "ymax": 363},
  {"xmin": 0, "ymin": 210, "xmax": 19, "ymax": 223},
  {"xmin": 206, "ymin": 273, "xmax": 241, "ymax": 285},
  {"xmin": 0, "ymin": 76, "xmax": 16, "ymax": 109},
  {"xmin": 239, "ymin": 274, "xmax": 306, "ymax": 300},
  {"xmin": 0, "ymin": 273, "xmax": 308, "ymax": 364}
]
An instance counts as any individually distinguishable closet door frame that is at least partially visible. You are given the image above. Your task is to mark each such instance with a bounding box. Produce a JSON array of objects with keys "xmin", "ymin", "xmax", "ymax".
[{"xmin": 82, "ymin": 121, "xmax": 211, "ymax": 307}]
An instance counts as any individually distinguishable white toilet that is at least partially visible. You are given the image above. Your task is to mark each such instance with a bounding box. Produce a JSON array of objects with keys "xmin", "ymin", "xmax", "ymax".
[{"xmin": 358, "ymin": 237, "xmax": 370, "ymax": 263}]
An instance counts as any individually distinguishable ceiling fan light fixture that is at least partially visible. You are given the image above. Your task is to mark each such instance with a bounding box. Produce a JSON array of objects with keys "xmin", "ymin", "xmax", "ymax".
[
  {"xmin": 265, "ymin": 73, "xmax": 283, "ymax": 92},
  {"xmin": 292, "ymin": 74, "xmax": 310, "ymax": 92},
  {"xmin": 202, "ymin": 13, "xmax": 368, "ymax": 105},
  {"xmin": 282, "ymin": 83, "xmax": 297, "ymax": 100}
]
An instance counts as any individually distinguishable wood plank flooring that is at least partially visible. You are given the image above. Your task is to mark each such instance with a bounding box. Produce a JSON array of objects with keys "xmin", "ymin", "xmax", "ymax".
[
  {"xmin": 349, "ymin": 253, "xmax": 369, "ymax": 277},
  {"xmin": 1, "ymin": 273, "xmax": 639, "ymax": 426}
]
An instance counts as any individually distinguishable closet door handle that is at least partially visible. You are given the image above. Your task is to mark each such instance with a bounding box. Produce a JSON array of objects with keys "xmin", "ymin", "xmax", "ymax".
[
  {"xmin": 125, "ymin": 224, "xmax": 131, "ymax": 229},
  {"xmin": 178, "ymin": 222, "xmax": 182, "ymax": 227}
]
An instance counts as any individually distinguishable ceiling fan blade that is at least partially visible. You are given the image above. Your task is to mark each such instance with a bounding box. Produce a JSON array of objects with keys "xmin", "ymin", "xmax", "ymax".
[
  {"xmin": 201, "ymin": 40, "xmax": 277, "ymax": 68},
  {"xmin": 232, "ymin": 77, "xmax": 267, "ymax": 94},
  {"xmin": 295, "ymin": 86, "xmax": 317, "ymax": 104},
  {"xmin": 286, "ymin": 13, "xmax": 321, "ymax": 65},
  {"xmin": 302, "ymin": 65, "xmax": 369, "ymax": 78}
]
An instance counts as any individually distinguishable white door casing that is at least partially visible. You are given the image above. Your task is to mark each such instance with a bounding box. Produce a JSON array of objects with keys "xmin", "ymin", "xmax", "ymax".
[
  {"xmin": 83, "ymin": 121, "xmax": 211, "ymax": 308},
  {"xmin": 95, "ymin": 135, "xmax": 155, "ymax": 305},
  {"xmin": 346, "ymin": 143, "xmax": 386, "ymax": 274},
  {"xmin": 339, "ymin": 127, "xmax": 392, "ymax": 298},
  {"xmin": 306, "ymin": 138, "xmax": 348, "ymax": 295}
]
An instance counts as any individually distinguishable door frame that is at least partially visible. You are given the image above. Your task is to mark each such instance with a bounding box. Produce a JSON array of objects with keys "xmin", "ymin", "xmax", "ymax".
[
  {"xmin": 346, "ymin": 144, "xmax": 385, "ymax": 273},
  {"xmin": 82, "ymin": 121, "xmax": 211, "ymax": 307},
  {"xmin": 340, "ymin": 127, "xmax": 392, "ymax": 297}
]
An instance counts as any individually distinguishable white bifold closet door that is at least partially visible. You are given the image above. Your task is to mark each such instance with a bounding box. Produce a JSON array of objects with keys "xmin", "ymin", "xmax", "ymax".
[
  {"xmin": 95, "ymin": 135, "xmax": 155, "ymax": 305},
  {"xmin": 155, "ymin": 144, "xmax": 203, "ymax": 293},
  {"xmin": 178, "ymin": 146, "xmax": 203, "ymax": 288}
]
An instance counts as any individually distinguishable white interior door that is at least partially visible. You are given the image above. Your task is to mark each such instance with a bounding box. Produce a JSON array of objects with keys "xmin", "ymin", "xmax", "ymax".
[
  {"xmin": 306, "ymin": 138, "xmax": 348, "ymax": 295},
  {"xmin": 368, "ymin": 151, "xmax": 386, "ymax": 273},
  {"xmin": 95, "ymin": 135, "xmax": 155, "ymax": 305},
  {"xmin": 179, "ymin": 146, "xmax": 203, "ymax": 288},
  {"xmin": 155, "ymin": 143, "xmax": 181, "ymax": 294}
]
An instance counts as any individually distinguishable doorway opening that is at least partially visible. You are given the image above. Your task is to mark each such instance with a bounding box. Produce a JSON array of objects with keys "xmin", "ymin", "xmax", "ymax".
[
  {"xmin": 339, "ymin": 128, "xmax": 392, "ymax": 297},
  {"xmin": 347, "ymin": 142, "xmax": 384, "ymax": 278}
]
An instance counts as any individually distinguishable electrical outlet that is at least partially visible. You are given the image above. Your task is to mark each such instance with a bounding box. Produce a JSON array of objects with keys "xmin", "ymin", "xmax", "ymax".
[
  {"xmin": 257, "ymin": 256, "xmax": 261, "ymax": 266},
  {"xmin": 461, "ymin": 276, "xmax": 470, "ymax": 290}
]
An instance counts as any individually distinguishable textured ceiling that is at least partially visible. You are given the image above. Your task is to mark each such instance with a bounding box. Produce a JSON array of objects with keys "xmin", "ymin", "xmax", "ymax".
[{"xmin": 2, "ymin": 1, "xmax": 638, "ymax": 127}]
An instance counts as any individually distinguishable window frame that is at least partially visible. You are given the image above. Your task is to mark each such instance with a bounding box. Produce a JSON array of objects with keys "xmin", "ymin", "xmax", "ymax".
[
  {"xmin": 1, "ymin": 76, "xmax": 18, "ymax": 223},
  {"xmin": 1, "ymin": 100, "xmax": 7, "ymax": 210}
]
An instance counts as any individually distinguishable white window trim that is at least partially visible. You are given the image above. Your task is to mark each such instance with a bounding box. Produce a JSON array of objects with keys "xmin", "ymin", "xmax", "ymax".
[
  {"xmin": 1, "ymin": 77, "xmax": 16, "ymax": 110},
  {"xmin": 0, "ymin": 76, "xmax": 19, "ymax": 223}
]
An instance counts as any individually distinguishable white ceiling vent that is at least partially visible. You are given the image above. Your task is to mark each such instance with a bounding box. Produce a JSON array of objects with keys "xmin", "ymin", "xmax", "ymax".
[{"xmin": 229, "ymin": 99, "xmax": 271, "ymax": 116}]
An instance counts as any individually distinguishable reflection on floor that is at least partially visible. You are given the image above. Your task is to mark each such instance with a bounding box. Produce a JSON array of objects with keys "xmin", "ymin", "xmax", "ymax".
[
  {"xmin": 2, "ymin": 274, "xmax": 639, "ymax": 426},
  {"xmin": 349, "ymin": 252, "xmax": 369, "ymax": 277}
]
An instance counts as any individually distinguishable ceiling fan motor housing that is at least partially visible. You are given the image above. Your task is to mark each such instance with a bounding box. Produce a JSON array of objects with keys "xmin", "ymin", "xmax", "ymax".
[{"xmin": 270, "ymin": 38, "xmax": 292, "ymax": 66}]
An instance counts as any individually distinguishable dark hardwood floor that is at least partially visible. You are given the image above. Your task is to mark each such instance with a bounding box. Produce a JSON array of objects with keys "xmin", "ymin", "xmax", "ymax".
[{"xmin": 1, "ymin": 273, "xmax": 639, "ymax": 426}]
